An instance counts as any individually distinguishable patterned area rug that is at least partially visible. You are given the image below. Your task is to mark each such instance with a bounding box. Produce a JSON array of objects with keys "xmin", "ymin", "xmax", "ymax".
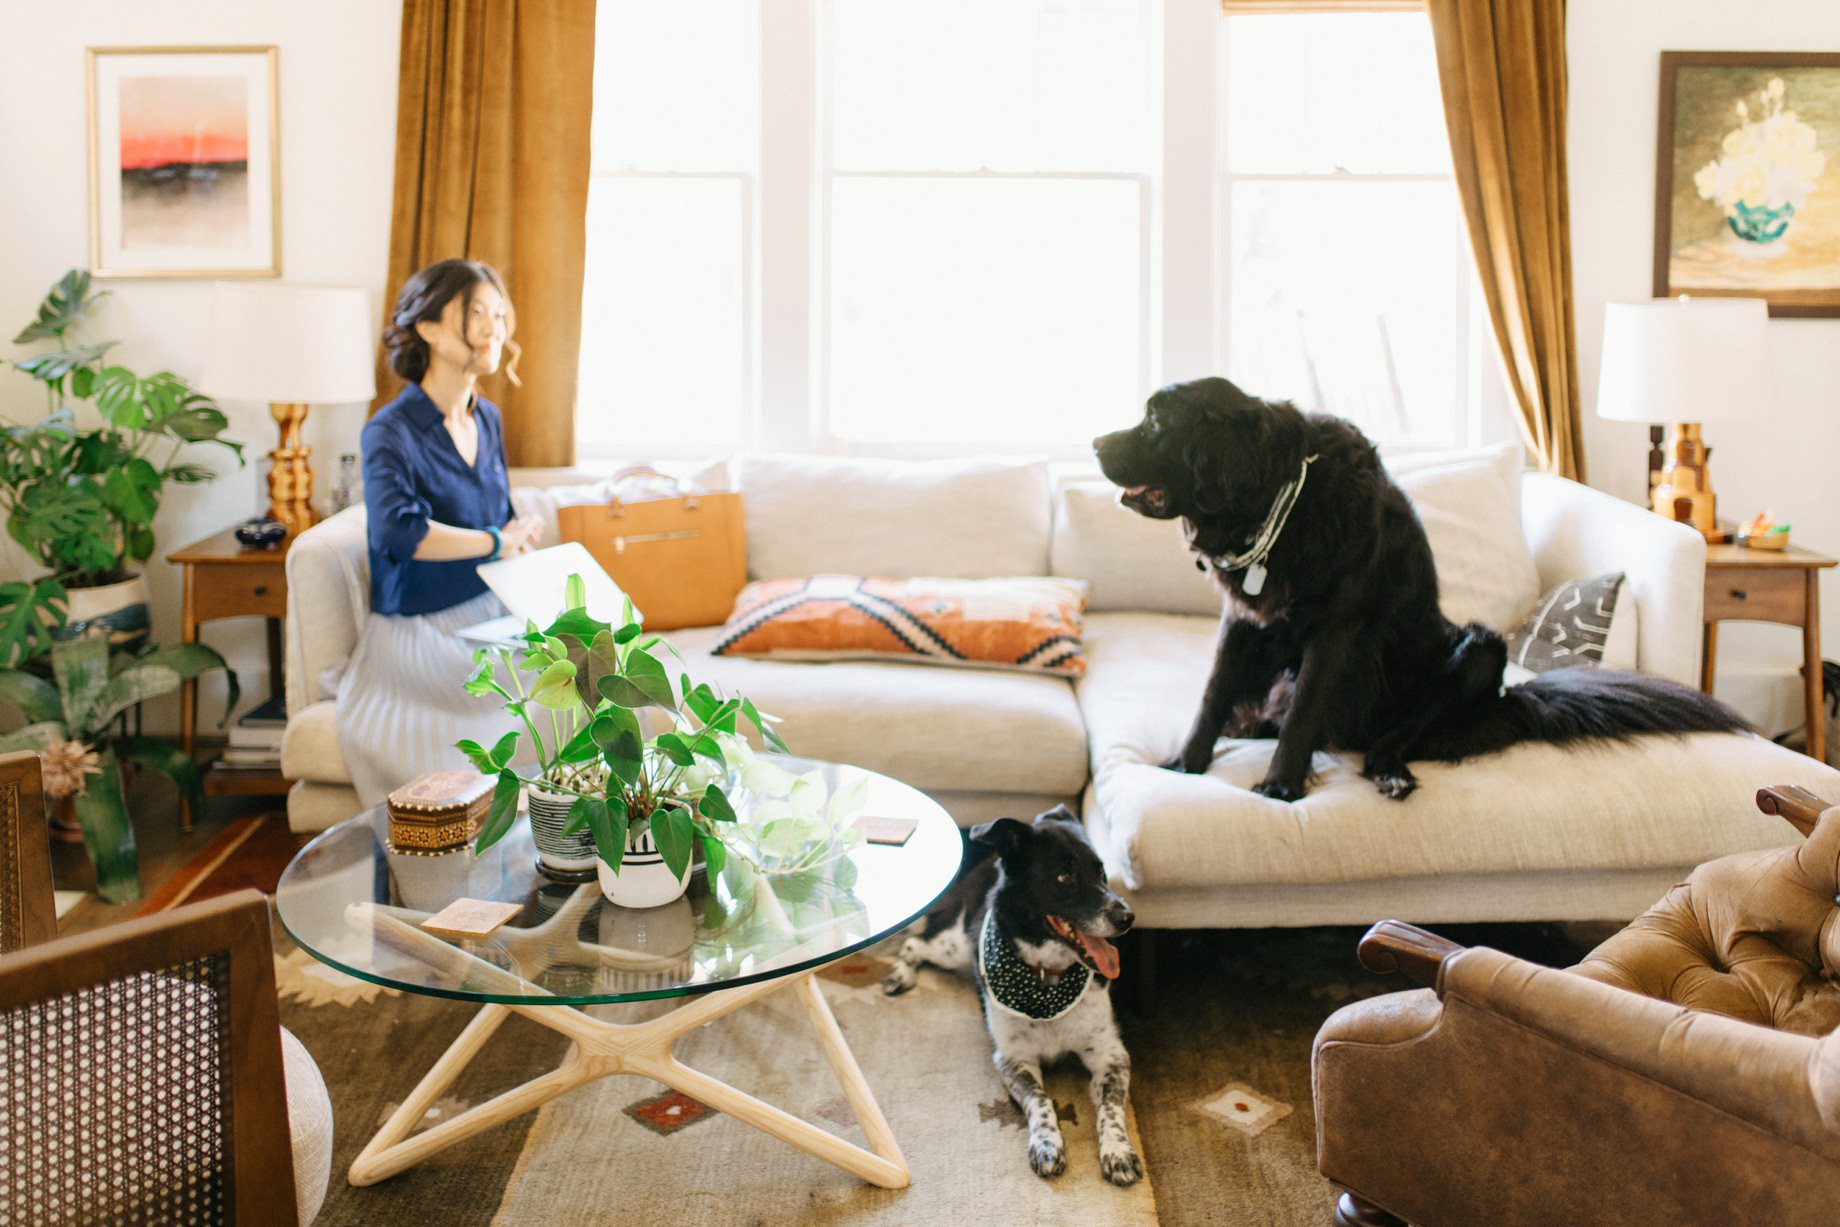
[
  {"xmin": 279, "ymin": 918, "xmax": 1607, "ymax": 1226},
  {"xmin": 278, "ymin": 937, "xmax": 1160, "ymax": 1225},
  {"xmin": 136, "ymin": 813, "xmax": 306, "ymax": 915}
]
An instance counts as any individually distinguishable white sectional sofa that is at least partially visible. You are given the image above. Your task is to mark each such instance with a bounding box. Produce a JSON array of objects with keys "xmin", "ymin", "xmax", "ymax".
[{"xmin": 281, "ymin": 448, "xmax": 1840, "ymax": 929}]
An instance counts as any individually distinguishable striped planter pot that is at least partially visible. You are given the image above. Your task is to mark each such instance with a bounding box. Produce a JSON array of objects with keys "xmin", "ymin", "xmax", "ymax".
[
  {"xmin": 527, "ymin": 784, "xmax": 598, "ymax": 879},
  {"xmin": 597, "ymin": 821, "xmax": 692, "ymax": 909}
]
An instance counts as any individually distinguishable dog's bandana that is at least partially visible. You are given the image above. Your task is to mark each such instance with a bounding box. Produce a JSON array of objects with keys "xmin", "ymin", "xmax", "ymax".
[
  {"xmin": 1206, "ymin": 452, "xmax": 1321, "ymax": 596},
  {"xmin": 978, "ymin": 911, "xmax": 1092, "ymax": 1021}
]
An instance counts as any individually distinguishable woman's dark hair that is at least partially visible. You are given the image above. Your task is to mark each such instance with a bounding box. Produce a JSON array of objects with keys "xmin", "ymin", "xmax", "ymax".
[{"xmin": 382, "ymin": 258, "xmax": 520, "ymax": 386}]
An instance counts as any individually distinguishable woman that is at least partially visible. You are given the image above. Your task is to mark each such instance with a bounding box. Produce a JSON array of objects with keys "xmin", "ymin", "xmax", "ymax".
[{"xmin": 335, "ymin": 258, "xmax": 545, "ymax": 809}]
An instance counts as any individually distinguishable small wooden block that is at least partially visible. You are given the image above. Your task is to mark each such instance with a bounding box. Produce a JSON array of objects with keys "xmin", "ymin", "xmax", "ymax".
[
  {"xmin": 852, "ymin": 815, "xmax": 918, "ymax": 846},
  {"xmin": 419, "ymin": 897, "xmax": 524, "ymax": 941}
]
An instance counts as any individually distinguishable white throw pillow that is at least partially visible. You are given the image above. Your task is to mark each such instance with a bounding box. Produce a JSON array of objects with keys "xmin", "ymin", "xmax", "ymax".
[
  {"xmin": 1049, "ymin": 476, "xmax": 1223, "ymax": 616},
  {"xmin": 735, "ymin": 453, "xmax": 1052, "ymax": 581},
  {"xmin": 1393, "ymin": 459, "xmax": 1543, "ymax": 631}
]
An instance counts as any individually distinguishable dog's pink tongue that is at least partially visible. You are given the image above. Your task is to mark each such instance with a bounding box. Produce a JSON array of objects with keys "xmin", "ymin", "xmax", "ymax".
[{"xmin": 1076, "ymin": 932, "xmax": 1121, "ymax": 980}]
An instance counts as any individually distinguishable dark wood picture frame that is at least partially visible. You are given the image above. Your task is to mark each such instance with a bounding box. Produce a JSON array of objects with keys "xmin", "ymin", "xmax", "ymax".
[{"xmin": 1654, "ymin": 50, "xmax": 1840, "ymax": 318}]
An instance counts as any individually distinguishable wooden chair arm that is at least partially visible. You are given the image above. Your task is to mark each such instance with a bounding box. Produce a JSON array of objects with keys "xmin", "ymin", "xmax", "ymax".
[
  {"xmin": 1356, "ymin": 919, "xmax": 1462, "ymax": 990},
  {"xmin": 1756, "ymin": 785, "xmax": 1831, "ymax": 838}
]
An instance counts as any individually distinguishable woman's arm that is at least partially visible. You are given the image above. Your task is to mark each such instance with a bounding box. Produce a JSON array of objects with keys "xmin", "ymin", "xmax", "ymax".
[{"xmin": 410, "ymin": 516, "xmax": 542, "ymax": 561}]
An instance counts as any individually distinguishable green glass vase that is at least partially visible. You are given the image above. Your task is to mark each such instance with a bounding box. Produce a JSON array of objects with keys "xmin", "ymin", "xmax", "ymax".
[{"xmin": 71, "ymin": 746, "xmax": 141, "ymax": 905}]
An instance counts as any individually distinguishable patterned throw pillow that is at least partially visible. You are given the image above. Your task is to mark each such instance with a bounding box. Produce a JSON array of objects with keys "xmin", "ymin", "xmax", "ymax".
[
  {"xmin": 711, "ymin": 575, "xmax": 1089, "ymax": 675},
  {"xmin": 1505, "ymin": 572, "xmax": 1625, "ymax": 673}
]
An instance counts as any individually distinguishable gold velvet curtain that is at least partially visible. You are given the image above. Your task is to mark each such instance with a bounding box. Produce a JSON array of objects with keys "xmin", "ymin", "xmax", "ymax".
[
  {"xmin": 378, "ymin": 0, "xmax": 595, "ymax": 467},
  {"xmin": 1425, "ymin": 0, "xmax": 1585, "ymax": 480}
]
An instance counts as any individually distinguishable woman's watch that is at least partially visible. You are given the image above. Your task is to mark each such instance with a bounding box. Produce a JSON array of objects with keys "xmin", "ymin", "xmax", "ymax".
[{"xmin": 484, "ymin": 524, "xmax": 503, "ymax": 562}]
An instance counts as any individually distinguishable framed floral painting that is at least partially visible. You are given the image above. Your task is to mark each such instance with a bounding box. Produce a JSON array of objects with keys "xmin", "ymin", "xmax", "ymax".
[
  {"xmin": 1654, "ymin": 51, "xmax": 1840, "ymax": 317},
  {"xmin": 87, "ymin": 46, "xmax": 280, "ymax": 278}
]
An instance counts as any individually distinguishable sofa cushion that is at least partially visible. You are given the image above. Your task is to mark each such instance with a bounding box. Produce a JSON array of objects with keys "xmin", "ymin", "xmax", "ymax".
[
  {"xmin": 735, "ymin": 454, "xmax": 1052, "ymax": 581},
  {"xmin": 1392, "ymin": 459, "xmax": 1541, "ymax": 631},
  {"xmin": 666, "ymin": 624, "xmax": 1088, "ymax": 796},
  {"xmin": 713, "ymin": 575, "xmax": 1088, "ymax": 675},
  {"xmin": 1506, "ymin": 572, "xmax": 1636, "ymax": 673},
  {"xmin": 1076, "ymin": 612, "xmax": 1840, "ymax": 892},
  {"xmin": 1050, "ymin": 476, "xmax": 1223, "ymax": 616}
]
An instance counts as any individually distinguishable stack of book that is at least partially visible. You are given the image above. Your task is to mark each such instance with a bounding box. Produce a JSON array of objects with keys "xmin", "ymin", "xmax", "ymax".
[{"xmin": 216, "ymin": 693, "xmax": 286, "ymax": 772}]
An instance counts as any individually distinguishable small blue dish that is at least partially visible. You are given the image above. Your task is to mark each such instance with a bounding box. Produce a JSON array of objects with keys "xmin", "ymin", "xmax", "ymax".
[{"xmin": 234, "ymin": 518, "xmax": 288, "ymax": 549}]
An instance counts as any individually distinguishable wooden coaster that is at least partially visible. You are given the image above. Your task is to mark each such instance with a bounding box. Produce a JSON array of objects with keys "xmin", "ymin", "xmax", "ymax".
[
  {"xmin": 852, "ymin": 815, "xmax": 918, "ymax": 846},
  {"xmin": 420, "ymin": 897, "xmax": 524, "ymax": 941}
]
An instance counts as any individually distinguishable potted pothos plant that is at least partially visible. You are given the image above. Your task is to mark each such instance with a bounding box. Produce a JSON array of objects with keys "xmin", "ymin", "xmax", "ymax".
[
  {"xmin": 0, "ymin": 269, "xmax": 245, "ymax": 665},
  {"xmin": 0, "ymin": 632, "xmax": 235, "ymax": 904},
  {"xmin": 461, "ymin": 576, "xmax": 790, "ymax": 907}
]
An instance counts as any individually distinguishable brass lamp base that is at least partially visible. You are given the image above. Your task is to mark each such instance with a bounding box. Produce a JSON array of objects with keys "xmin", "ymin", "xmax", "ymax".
[
  {"xmin": 1652, "ymin": 421, "xmax": 1719, "ymax": 538},
  {"xmin": 267, "ymin": 401, "xmax": 316, "ymax": 536}
]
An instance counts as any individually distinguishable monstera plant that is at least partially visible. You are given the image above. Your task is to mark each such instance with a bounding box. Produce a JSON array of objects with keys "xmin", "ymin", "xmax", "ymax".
[
  {"xmin": 0, "ymin": 269, "xmax": 245, "ymax": 666},
  {"xmin": 0, "ymin": 633, "xmax": 236, "ymax": 903}
]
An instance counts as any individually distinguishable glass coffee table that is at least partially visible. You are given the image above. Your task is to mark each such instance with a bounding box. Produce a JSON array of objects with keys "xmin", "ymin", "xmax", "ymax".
[{"xmin": 275, "ymin": 758, "xmax": 961, "ymax": 1191}]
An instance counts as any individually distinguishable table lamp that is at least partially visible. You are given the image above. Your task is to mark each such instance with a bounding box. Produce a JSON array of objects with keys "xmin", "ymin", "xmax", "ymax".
[
  {"xmin": 198, "ymin": 283, "xmax": 376, "ymax": 535},
  {"xmin": 1595, "ymin": 296, "xmax": 1777, "ymax": 539}
]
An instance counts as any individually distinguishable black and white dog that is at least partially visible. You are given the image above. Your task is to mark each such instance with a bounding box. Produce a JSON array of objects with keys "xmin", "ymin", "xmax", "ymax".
[{"xmin": 881, "ymin": 806, "xmax": 1142, "ymax": 1187}]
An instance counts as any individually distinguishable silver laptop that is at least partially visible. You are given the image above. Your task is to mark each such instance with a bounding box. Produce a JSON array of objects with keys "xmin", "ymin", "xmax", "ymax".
[{"xmin": 460, "ymin": 541, "xmax": 641, "ymax": 645}]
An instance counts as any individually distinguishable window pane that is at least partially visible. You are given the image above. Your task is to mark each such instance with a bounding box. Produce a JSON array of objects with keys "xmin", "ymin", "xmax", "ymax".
[
  {"xmin": 1224, "ymin": 14, "xmax": 1449, "ymax": 175},
  {"xmin": 1225, "ymin": 180, "xmax": 1463, "ymax": 446},
  {"xmin": 828, "ymin": 179, "xmax": 1141, "ymax": 446},
  {"xmin": 830, "ymin": 0, "xmax": 1150, "ymax": 172},
  {"xmin": 593, "ymin": 0, "xmax": 758, "ymax": 171},
  {"xmin": 577, "ymin": 178, "xmax": 746, "ymax": 455}
]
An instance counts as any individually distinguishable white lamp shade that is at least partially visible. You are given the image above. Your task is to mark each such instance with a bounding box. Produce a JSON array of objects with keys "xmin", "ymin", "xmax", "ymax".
[
  {"xmin": 1595, "ymin": 297, "xmax": 1776, "ymax": 424},
  {"xmin": 197, "ymin": 283, "xmax": 377, "ymax": 405}
]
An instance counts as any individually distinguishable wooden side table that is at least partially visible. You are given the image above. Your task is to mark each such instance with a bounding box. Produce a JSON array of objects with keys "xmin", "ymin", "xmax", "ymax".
[
  {"xmin": 168, "ymin": 527, "xmax": 295, "ymax": 828},
  {"xmin": 1701, "ymin": 542, "xmax": 1837, "ymax": 761}
]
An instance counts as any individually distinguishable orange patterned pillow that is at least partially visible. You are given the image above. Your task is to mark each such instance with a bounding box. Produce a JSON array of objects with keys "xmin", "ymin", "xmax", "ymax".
[{"xmin": 711, "ymin": 576, "xmax": 1088, "ymax": 675}]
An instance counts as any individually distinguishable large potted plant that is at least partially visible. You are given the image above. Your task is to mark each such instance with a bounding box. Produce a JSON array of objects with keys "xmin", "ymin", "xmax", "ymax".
[
  {"xmin": 0, "ymin": 632, "xmax": 235, "ymax": 903},
  {"xmin": 462, "ymin": 577, "xmax": 795, "ymax": 908},
  {"xmin": 1, "ymin": 269, "xmax": 245, "ymax": 663}
]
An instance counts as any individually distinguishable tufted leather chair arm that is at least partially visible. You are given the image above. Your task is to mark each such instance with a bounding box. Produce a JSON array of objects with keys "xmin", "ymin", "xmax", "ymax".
[{"xmin": 1571, "ymin": 786, "xmax": 1840, "ymax": 1034}]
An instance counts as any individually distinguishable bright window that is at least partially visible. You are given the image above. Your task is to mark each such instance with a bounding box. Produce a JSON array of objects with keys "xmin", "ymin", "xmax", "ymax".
[
  {"xmin": 578, "ymin": 2, "xmax": 1496, "ymax": 459},
  {"xmin": 1219, "ymin": 12, "xmax": 1476, "ymax": 448}
]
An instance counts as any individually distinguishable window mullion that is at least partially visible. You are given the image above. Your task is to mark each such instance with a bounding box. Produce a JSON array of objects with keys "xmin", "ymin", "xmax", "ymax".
[{"xmin": 759, "ymin": 0, "xmax": 816, "ymax": 452}]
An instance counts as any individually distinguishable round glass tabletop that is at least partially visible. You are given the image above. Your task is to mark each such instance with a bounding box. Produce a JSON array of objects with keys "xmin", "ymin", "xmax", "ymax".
[{"xmin": 275, "ymin": 758, "xmax": 963, "ymax": 1006}]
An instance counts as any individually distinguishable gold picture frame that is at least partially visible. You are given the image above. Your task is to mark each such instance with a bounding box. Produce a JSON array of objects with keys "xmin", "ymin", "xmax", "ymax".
[
  {"xmin": 87, "ymin": 45, "xmax": 280, "ymax": 279},
  {"xmin": 1654, "ymin": 50, "xmax": 1840, "ymax": 318}
]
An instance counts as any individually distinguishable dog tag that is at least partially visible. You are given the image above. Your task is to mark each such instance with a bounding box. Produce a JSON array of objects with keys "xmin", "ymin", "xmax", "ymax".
[{"xmin": 1242, "ymin": 564, "xmax": 1267, "ymax": 596}]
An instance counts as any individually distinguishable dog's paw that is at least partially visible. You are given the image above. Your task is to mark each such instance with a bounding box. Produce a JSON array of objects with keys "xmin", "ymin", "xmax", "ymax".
[
  {"xmin": 1363, "ymin": 762, "xmax": 1418, "ymax": 801},
  {"xmin": 880, "ymin": 963, "xmax": 917, "ymax": 995},
  {"xmin": 1252, "ymin": 776, "xmax": 1305, "ymax": 803},
  {"xmin": 1028, "ymin": 1138, "xmax": 1067, "ymax": 1179},
  {"xmin": 1100, "ymin": 1145, "xmax": 1144, "ymax": 1187},
  {"xmin": 1158, "ymin": 750, "xmax": 1208, "ymax": 775}
]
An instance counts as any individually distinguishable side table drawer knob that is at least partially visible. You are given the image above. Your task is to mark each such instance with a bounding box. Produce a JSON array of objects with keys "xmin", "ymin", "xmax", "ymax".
[
  {"xmin": 1731, "ymin": 589, "xmax": 1747, "ymax": 600},
  {"xmin": 254, "ymin": 585, "xmax": 269, "ymax": 596}
]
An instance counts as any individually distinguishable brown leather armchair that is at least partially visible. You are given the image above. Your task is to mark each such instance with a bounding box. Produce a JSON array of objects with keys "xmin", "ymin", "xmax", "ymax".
[{"xmin": 1312, "ymin": 785, "xmax": 1840, "ymax": 1227}]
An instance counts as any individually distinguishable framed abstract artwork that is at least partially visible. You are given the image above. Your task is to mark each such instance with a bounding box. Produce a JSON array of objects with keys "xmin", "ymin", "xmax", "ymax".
[
  {"xmin": 87, "ymin": 46, "xmax": 280, "ymax": 278},
  {"xmin": 1654, "ymin": 51, "xmax": 1840, "ymax": 317}
]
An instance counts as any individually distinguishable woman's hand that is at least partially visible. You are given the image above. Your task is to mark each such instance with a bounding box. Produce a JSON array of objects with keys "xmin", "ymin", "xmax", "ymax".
[{"xmin": 500, "ymin": 515, "xmax": 544, "ymax": 555}]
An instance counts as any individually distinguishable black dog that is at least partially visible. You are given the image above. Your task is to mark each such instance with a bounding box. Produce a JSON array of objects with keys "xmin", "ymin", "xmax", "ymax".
[
  {"xmin": 882, "ymin": 806, "xmax": 1142, "ymax": 1186},
  {"xmin": 1094, "ymin": 376, "xmax": 1749, "ymax": 802}
]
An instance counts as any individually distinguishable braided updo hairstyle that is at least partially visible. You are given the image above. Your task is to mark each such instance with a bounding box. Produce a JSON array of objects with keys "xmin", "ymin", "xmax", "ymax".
[{"xmin": 382, "ymin": 258, "xmax": 521, "ymax": 386}]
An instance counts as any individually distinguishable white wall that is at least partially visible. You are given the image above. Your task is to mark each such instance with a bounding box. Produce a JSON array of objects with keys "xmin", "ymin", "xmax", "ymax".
[
  {"xmin": 1570, "ymin": 0, "xmax": 1840, "ymax": 738},
  {"xmin": 0, "ymin": 1, "xmax": 402, "ymax": 731}
]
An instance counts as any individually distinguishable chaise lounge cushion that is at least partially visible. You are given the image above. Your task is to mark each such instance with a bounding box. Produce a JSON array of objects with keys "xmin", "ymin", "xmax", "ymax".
[
  {"xmin": 1076, "ymin": 611, "xmax": 1840, "ymax": 893},
  {"xmin": 669, "ymin": 624, "xmax": 1088, "ymax": 797}
]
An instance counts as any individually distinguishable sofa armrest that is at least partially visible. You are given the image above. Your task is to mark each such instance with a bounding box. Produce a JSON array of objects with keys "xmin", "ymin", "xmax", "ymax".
[
  {"xmin": 284, "ymin": 508, "xmax": 372, "ymax": 717},
  {"xmin": 1442, "ymin": 945, "xmax": 1837, "ymax": 1157},
  {"xmin": 1520, "ymin": 471, "xmax": 1706, "ymax": 686}
]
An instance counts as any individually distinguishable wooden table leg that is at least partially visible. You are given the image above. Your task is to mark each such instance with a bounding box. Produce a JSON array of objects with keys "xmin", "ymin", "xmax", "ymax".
[
  {"xmin": 1806, "ymin": 571, "xmax": 1824, "ymax": 763},
  {"xmin": 179, "ymin": 564, "xmax": 198, "ymax": 833},
  {"xmin": 1701, "ymin": 621, "xmax": 1719, "ymax": 693}
]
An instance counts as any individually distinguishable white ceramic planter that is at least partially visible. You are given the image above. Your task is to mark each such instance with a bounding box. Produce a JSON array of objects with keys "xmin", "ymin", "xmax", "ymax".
[
  {"xmin": 596, "ymin": 822, "xmax": 692, "ymax": 908},
  {"xmin": 526, "ymin": 783, "xmax": 598, "ymax": 878},
  {"xmin": 57, "ymin": 572, "xmax": 151, "ymax": 652}
]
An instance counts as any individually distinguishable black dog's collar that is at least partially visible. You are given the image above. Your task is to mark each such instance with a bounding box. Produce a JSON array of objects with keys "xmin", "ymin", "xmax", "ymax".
[
  {"xmin": 1200, "ymin": 452, "xmax": 1320, "ymax": 596},
  {"xmin": 978, "ymin": 911, "xmax": 1092, "ymax": 1021}
]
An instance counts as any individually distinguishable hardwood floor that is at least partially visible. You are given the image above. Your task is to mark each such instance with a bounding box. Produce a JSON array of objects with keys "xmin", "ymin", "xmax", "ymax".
[{"xmin": 52, "ymin": 770, "xmax": 278, "ymax": 938}]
